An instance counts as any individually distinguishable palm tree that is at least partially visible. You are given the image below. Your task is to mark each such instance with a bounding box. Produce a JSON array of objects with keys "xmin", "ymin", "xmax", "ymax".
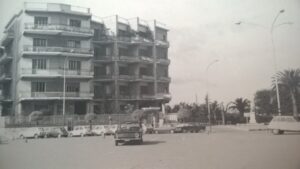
[
  {"xmin": 274, "ymin": 69, "xmax": 300, "ymax": 117},
  {"xmin": 229, "ymin": 98, "xmax": 251, "ymax": 117}
]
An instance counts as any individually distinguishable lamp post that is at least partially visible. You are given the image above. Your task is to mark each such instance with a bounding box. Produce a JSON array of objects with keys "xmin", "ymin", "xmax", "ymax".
[
  {"xmin": 206, "ymin": 59, "xmax": 219, "ymax": 134},
  {"xmin": 236, "ymin": 9, "xmax": 292, "ymax": 116}
]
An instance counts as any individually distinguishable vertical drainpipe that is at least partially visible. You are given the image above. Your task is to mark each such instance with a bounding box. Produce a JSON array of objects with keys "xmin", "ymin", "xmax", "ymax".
[{"xmin": 114, "ymin": 15, "xmax": 119, "ymax": 113}]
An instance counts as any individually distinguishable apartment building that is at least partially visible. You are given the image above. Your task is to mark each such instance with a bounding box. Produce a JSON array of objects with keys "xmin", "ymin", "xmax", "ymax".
[
  {"xmin": 92, "ymin": 16, "xmax": 171, "ymax": 114},
  {"xmin": 0, "ymin": 2, "xmax": 171, "ymax": 117},
  {"xmin": 0, "ymin": 3, "xmax": 94, "ymax": 116}
]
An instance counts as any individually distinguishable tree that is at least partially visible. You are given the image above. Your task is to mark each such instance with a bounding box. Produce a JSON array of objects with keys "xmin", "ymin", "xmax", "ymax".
[
  {"xmin": 274, "ymin": 69, "xmax": 300, "ymax": 117},
  {"xmin": 177, "ymin": 107, "xmax": 192, "ymax": 122},
  {"xmin": 254, "ymin": 89, "xmax": 276, "ymax": 116},
  {"xmin": 229, "ymin": 98, "xmax": 250, "ymax": 118}
]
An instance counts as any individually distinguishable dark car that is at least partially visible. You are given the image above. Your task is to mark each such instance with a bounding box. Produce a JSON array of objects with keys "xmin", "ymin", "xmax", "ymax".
[
  {"xmin": 174, "ymin": 123, "xmax": 206, "ymax": 133},
  {"xmin": 114, "ymin": 122, "xmax": 143, "ymax": 146},
  {"xmin": 45, "ymin": 127, "xmax": 68, "ymax": 138}
]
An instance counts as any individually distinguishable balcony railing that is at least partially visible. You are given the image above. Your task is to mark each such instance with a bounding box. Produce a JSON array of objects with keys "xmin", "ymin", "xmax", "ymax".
[
  {"xmin": 140, "ymin": 56, "xmax": 154, "ymax": 62},
  {"xmin": 24, "ymin": 23, "xmax": 93, "ymax": 35},
  {"xmin": 158, "ymin": 76, "xmax": 171, "ymax": 82},
  {"xmin": 140, "ymin": 75, "xmax": 155, "ymax": 80},
  {"xmin": 157, "ymin": 58, "xmax": 170, "ymax": 65},
  {"xmin": 24, "ymin": 2, "xmax": 90, "ymax": 14},
  {"xmin": 119, "ymin": 55, "xmax": 140, "ymax": 62},
  {"xmin": 140, "ymin": 94, "xmax": 156, "ymax": 99},
  {"xmin": 1, "ymin": 31, "xmax": 14, "ymax": 45},
  {"xmin": 0, "ymin": 53, "xmax": 13, "ymax": 64},
  {"xmin": 20, "ymin": 92, "xmax": 93, "ymax": 99},
  {"xmin": 0, "ymin": 73, "xmax": 12, "ymax": 81},
  {"xmin": 23, "ymin": 45, "xmax": 93, "ymax": 55},
  {"xmin": 21, "ymin": 68, "xmax": 93, "ymax": 77},
  {"xmin": 94, "ymin": 75, "xmax": 114, "ymax": 80}
]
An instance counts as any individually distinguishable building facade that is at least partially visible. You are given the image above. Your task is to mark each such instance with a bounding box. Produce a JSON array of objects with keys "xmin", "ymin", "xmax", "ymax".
[{"xmin": 0, "ymin": 2, "xmax": 170, "ymax": 117}]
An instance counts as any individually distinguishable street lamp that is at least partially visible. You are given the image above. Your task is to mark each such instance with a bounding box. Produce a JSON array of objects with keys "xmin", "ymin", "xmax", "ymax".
[
  {"xmin": 236, "ymin": 9, "xmax": 292, "ymax": 116},
  {"xmin": 206, "ymin": 59, "xmax": 219, "ymax": 134}
]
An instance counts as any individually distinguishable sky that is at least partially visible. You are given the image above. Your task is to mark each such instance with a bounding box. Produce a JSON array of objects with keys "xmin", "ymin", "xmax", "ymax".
[{"xmin": 0, "ymin": 0, "xmax": 299, "ymax": 106}]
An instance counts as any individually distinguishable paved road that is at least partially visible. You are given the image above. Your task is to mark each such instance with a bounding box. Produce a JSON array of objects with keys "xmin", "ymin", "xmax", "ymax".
[{"xmin": 0, "ymin": 128, "xmax": 300, "ymax": 169}]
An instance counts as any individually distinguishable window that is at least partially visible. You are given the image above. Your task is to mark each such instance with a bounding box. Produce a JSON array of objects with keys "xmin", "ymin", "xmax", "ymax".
[
  {"xmin": 70, "ymin": 19, "xmax": 81, "ymax": 27},
  {"xmin": 66, "ymin": 83, "xmax": 80, "ymax": 92},
  {"xmin": 68, "ymin": 60, "xmax": 81, "ymax": 70},
  {"xmin": 33, "ymin": 38, "xmax": 47, "ymax": 47},
  {"xmin": 32, "ymin": 59, "xmax": 47, "ymax": 69},
  {"xmin": 67, "ymin": 40, "xmax": 80, "ymax": 48},
  {"xmin": 32, "ymin": 82, "xmax": 46, "ymax": 92},
  {"xmin": 34, "ymin": 17, "xmax": 48, "ymax": 25}
]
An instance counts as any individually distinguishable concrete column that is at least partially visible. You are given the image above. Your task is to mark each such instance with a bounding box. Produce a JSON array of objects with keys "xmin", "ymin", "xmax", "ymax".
[
  {"xmin": 153, "ymin": 20, "xmax": 158, "ymax": 96},
  {"xmin": 114, "ymin": 15, "xmax": 120, "ymax": 113}
]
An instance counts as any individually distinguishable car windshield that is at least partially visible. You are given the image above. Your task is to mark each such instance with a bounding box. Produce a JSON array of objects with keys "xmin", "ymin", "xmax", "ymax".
[{"xmin": 119, "ymin": 124, "xmax": 140, "ymax": 131}]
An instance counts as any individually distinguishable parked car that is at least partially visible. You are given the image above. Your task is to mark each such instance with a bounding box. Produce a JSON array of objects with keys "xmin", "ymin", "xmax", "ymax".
[
  {"xmin": 268, "ymin": 116, "xmax": 300, "ymax": 135},
  {"xmin": 19, "ymin": 127, "xmax": 44, "ymax": 139},
  {"xmin": 154, "ymin": 123, "xmax": 177, "ymax": 134},
  {"xmin": 174, "ymin": 123, "xmax": 206, "ymax": 133},
  {"xmin": 44, "ymin": 127, "xmax": 68, "ymax": 138},
  {"xmin": 104, "ymin": 125, "xmax": 118, "ymax": 135},
  {"xmin": 114, "ymin": 122, "xmax": 143, "ymax": 146},
  {"xmin": 92, "ymin": 125, "xmax": 106, "ymax": 136},
  {"xmin": 68, "ymin": 126, "xmax": 88, "ymax": 137}
]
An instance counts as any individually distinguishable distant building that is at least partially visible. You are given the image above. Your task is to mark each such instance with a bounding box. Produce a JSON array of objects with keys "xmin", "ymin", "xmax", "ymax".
[{"xmin": 0, "ymin": 2, "xmax": 171, "ymax": 117}]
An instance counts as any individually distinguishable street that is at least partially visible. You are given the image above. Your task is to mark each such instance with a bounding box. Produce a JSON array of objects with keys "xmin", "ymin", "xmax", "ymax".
[{"xmin": 0, "ymin": 128, "xmax": 300, "ymax": 169}]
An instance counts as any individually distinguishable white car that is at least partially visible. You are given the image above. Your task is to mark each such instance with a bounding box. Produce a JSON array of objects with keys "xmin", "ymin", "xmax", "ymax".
[
  {"xmin": 92, "ymin": 125, "xmax": 106, "ymax": 136},
  {"xmin": 68, "ymin": 126, "xmax": 88, "ymax": 137},
  {"xmin": 104, "ymin": 125, "xmax": 118, "ymax": 135},
  {"xmin": 268, "ymin": 116, "xmax": 300, "ymax": 134},
  {"xmin": 19, "ymin": 127, "xmax": 44, "ymax": 139}
]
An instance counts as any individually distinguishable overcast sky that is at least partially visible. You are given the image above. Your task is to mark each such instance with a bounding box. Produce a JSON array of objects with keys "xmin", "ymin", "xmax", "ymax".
[{"xmin": 0, "ymin": 0, "xmax": 299, "ymax": 105}]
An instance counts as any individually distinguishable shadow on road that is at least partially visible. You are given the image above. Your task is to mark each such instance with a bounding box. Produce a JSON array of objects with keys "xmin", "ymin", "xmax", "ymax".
[{"xmin": 122, "ymin": 140, "xmax": 166, "ymax": 146}]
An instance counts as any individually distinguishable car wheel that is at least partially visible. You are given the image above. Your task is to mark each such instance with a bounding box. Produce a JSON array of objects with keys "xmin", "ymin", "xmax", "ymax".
[
  {"xmin": 44, "ymin": 135, "xmax": 48, "ymax": 138},
  {"xmin": 170, "ymin": 130, "xmax": 174, "ymax": 134},
  {"xmin": 278, "ymin": 130, "xmax": 284, "ymax": 135},
  {"xmin": 115, "ymin": 141, "xmax": 118, "ymax": 146},
  {"xmin": 183, "ymin": 129, "xmax": 187, "ymax": 133},
  {"xmin": 155, "ymin": 130, "xmax": 159, "ymax": 134},
  {"xmin": 58, "ymin": 134, "xmax": 61, "ymax": 138},
  {"xmin": 34, "ymin": 134, "xmax": 38, "ymax": 139},
  {"xmin": 80, "ymin": 133, "xmax": 84, "ymax": 137},
  {"xmin": 20, "ymin": 135, "xmax": 24, "ymax": 139},
  {"xmin": 69, "ymin": 133, "xmax": 73, "ymax": 137}
]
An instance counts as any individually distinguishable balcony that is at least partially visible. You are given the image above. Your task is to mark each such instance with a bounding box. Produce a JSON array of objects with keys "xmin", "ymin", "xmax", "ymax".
[
  {"xmin": 23, "ymin": 45, "xmax": 93, "ymax": 57},
  {"xmin": 0, "ymin": 53, "xmax": 13, "ymax": 65},
  {"xmin": 119, "ymin": 55, "xmax": 140, "ymax": 62},
  {"xmin": 94, "ymin": 56, "xmax": 115, "ymax": 62},
  {"xmin": 140, "ymin": 75, "xmax": 155, "ymax": 81},
  {"xmin": 140, "ymin": 56, "xmax": 154, "ymax": 63},
  {"xmin": 24, "ymin": 2, "xmax": 91, "ymax": 15},
  {"xmin": 20, "ymin": 68, "xmax": 93, "ymax": 78},
  {"xmin": 155, "ymin": 40, "xmax": 169, "ymax": 47},
  {"xmin": 156, "ymin": 93, "xmax": 172, "ymax": 101},
  {"xmin": 157, "ymin": 58, "xmax": 170, "ymax": 65},
  {"xmin": 0, "ymin": 73, "xmax": 12, "ymax": 82},
  {"xmin": 131, "ymin": 36, "xmax": 153, "ymax": 45},
  {"xmin": 19, "ymin": 91, "xmax": 93, "ymax": 101},
  {"xmin": 140, "ymin": 94, "xmax": 156, "ymax": 100},
  {"xmin": 118, "ymin": 74, "xmax": 138, "ymax": 81},
  {"xmin": 24, "ymin": 23, "xmax": 93, "ymax": 37},
  {"xmin": 119, "ymin": 95, "xmax": 137, "ymax": 100},
  {"xmin": 94, "ymin": 75, "xmax": 114, "ymax": 81},
  {"xmin": 157, "ymin": 76, "xmax": 171, "ymax": 82},
  {"xmin": 1, "ymin": 31, "xmax": 14, "ymax": 46}
]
